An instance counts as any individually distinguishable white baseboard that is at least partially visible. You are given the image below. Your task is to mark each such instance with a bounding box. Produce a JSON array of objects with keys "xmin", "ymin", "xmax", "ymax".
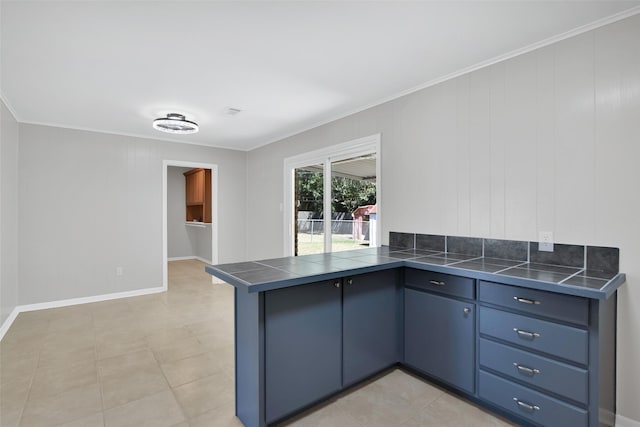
[
  {"xmin": 168, "ymin": 256, "xmax": 212, "ymax": 264},
  {"xmin": 0, "ymin": 307, "xmax": 20, "ymax": 341},
  {"xmin": 617, "ymin": 414, "xmax": 640, "ymax": 427},
  {"xmin": 168, "ymin": 256, "xmax": 195, "ymax": 261},
  {"xmin": 0, "ymin": 286, "xmax": 165, "ymax": 342}
]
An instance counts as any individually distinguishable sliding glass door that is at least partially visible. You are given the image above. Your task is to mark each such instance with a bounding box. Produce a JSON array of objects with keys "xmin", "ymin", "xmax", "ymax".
[{"xmin": 285, "ymin": 135, "xmax": 380, "ymax": 257}]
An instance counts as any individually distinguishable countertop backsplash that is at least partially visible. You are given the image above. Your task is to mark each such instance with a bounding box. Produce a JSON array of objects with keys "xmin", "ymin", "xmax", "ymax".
[{"xmin": 389, "ymin": 232, "xmax": 619, "ymax": 274}]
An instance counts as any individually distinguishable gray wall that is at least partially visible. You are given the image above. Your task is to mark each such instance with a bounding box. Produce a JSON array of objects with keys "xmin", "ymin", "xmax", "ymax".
[
  {"xmin": 246, "ymin": 15, "xmax": 640, "ymax": 422},
  {"xmin": 188, "ymin": 224, "xmax": 212, "ymax": 263},
  {"xmin": 1, "ymin": 99, "xmax": 19, "ymax": 326},
  {"xmin": 167, "ymin": 166, "xmax": 212, "ymax": 262},
  {"xmin": 18, "ymin": 124, "xmax": 246, "ymax": 305},
  {"xmin": 167, "ymin": 166, "xmax": 194, "ymax": 259}
]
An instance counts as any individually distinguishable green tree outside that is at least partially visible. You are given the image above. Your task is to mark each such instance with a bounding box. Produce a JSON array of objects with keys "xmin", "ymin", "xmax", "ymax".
[{"xmin": 296, "ymin": 170, "xmax": 376, "ymax": 213}]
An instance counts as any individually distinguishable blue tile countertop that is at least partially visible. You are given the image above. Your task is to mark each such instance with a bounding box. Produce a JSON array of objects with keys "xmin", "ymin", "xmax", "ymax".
[{"xmin": 205, "ymin": 246, "xmax": 625, "ymax": 300}]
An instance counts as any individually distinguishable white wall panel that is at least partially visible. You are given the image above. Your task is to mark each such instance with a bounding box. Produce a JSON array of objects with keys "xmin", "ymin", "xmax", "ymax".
[
  {"xmin": 504, "ymin": 53, "xmax": 538, "ymax": 241},
  {"xmin": 420, "ymin": 86, "xmax": 446, "ymax": 234},
  {"xmin": 439, "ymin": 80, "xmax": 460, "ymax": 235},
  {"xmin": 535, "ymin": 48, "xmax": 556, "ymax": 235},
  {"xmin": 390, "ymin": 89, "xmax": 432, "ymax": 233},
  {"xmin": 489, "ymin": 63, "xmax": 507, "ymax": 238},
  {"xmin": 468, "ymin": 68, "xmax": 492, "ymax": 237},
  {"xmin": 553, "ymin": 33, "xmax": 597, "ymax": 244},
  {"xmin": 455, "ymin": 76, "xmax": 471, "ymax": 236}
]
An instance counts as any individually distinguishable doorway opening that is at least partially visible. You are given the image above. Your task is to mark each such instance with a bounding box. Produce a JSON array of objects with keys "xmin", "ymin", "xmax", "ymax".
[
  {"xmin": 284, "ymin": 134, "xmax": 380, "ymax": 256},
  {"xmin": 162, "ymin": 160, "xmax": 219, "ymax": 290}
]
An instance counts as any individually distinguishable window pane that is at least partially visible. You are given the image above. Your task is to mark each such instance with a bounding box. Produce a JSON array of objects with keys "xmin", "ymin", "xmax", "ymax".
[
  {"xmin": 294, "ymin": 164, "xmax": 324, "ymax": 256},
  {"xmin": 330, "ymin": 154, "xmax": 377, "ymax": 253}
]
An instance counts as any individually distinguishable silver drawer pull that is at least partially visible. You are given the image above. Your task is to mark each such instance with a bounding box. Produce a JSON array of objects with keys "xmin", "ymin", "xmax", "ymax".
[
  {"xmin": 513, "ymin": 296, "xmax": 540, "ymax": 305},
  {"xmin": 513, "ymin": 328, "xmax": 540, "ymax": 339},
  {"xmin": 429, "ymin": 280, "xmax": 445, "ymax": 286},
  {"xmin": 513, "ymin": 397, "xmax": 540, "ymax": 412},
  {"xmin": 513, "ymin": 363, "xmax": 541, "ymax": 376}
]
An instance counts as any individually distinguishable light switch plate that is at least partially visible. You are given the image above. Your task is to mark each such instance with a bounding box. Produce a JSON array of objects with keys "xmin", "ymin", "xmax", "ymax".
[{"xmin": 538, "ymin": 231, "xmax": 554, "ymax": 252}]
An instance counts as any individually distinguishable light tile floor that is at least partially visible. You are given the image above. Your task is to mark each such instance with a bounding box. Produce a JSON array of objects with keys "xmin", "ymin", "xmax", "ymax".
[{"xmin": 0, "ymin": 260, "xmax": 513, "ymax": 427}]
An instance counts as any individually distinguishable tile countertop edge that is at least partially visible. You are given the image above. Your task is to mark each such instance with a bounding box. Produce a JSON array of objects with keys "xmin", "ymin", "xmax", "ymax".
[
  {"xmin": 204, "ymin": 266, "xmax": 253, "ymax": 291},
  {"xmin": 600, "ymin": 273, "xmax": 626, "ymax": 299},
  {"xmin": 410, "ymin": 262, "xmax": 625, "ymax": 301},
  {"xmin": 206, "ymin": 258, "xmax": 625, "ymax": 300},
  {"xmin": 206, "ymin": 261, "xmax": 406, "ymax": 293}
]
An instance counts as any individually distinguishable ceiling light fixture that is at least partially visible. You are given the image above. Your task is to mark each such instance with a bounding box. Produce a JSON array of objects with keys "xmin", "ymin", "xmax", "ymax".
[{"xmin": 153, "ymin": 113, "xmax": 199, "ymax": 134}]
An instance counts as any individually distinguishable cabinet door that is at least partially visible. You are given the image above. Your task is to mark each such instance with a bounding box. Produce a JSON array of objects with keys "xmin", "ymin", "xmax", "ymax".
[
  {"xmin": 185, "ymin": 169, "xmax": 204, "ymax": 205},
  {"xmin": 265, "ymin": 280, "xmax": 342, "ymax": 424},
  {"xmin": 343, "ymin": 269, "xmax": 400, "ymax": 386},
  {"xmin": 404, "ymin": 288, "xmax": 475, "ymax": 393}
]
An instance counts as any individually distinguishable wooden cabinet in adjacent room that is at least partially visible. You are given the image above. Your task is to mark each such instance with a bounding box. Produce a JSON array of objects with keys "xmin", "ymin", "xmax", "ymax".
[{"xmin": 183, "ymin": 168, "xmax": 211, "ymax": 223}]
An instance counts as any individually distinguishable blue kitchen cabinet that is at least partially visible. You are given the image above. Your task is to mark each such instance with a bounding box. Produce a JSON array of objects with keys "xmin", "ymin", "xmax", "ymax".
[
  {"xmin": 343, "ymin": 269, "xmax": 401, "ymax": 387},
  {"xmin": 264, "ymin": 279, "xmax": 342, "ymax": 424},
  {"xmin": 404, "ymin": 286, "xmax": 475, "ymax": 393},
  {"xmin": 209, "ymin": 243, "xmax": 624, "ymax": 427},
  {"xmin": 264, "ymin": 270, "xmax": 401, "ymax": 424},
  {"xmin": 477, "ymin": 280, "xmax": 615, "ymax": 427}
]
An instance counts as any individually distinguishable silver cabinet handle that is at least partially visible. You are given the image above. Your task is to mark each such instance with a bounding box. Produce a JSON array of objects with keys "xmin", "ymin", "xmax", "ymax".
[
  {"xmin": 514, "ymin": 296, "xmax": 540, "ymax": 305},
  {"xmin": 513, "ymin": 328, "xmax": 540, "ymax": 339},
  {"xmin": 334, "ymin": 282, "xmax": 341, "ymax": 288},
  {"xmin": 346, "ymin": 278, "xmax": 353, "ymax": 285},
  {"xmin": 463, "ymin": 307, "xmax": 471, "ymax": 315},
  {"xmin": 513, "ymin": 363, "xmax": 541, "ymax": 376},
  {"xmin": 513, "ymin": 397, "xmax": 540, "ymax": 412},
  {"xmin": 429, "ymin": 280, "xmax": 445, "ymax": 286}
]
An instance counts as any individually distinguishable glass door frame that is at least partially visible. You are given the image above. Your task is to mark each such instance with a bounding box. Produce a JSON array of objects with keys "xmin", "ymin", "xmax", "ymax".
[{"xmin": 283, "ymin": 134, "xmax": 381, "ymax": 256}]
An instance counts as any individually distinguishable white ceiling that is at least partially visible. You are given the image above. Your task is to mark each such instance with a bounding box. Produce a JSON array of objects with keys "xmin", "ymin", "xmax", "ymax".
[{"xmin": 2, "ymin": 1, "xmax": 639, "ymax": 151}]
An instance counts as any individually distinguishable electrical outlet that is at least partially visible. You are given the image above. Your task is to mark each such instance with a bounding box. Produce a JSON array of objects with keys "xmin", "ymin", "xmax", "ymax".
[
  {"xmin": 116, "ymin": 266, "xmax": 124, "ymax": 276},
  {"xmin": 538, "ymin": 231, "xmax": 554, "ymax": 252}
]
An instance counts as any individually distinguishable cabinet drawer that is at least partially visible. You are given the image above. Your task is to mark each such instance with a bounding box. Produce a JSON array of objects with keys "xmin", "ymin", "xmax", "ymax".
[
  {"xmin": 479, "ymin": 307, "xmax": 588, "ymax": 365},
  {"xmin": 479, "ymin": 338, "xmax": 588, "ymax": 404},
  {"xmin": 479, "ymin": 281, "xmax": 589, "ymax": 325},
  {"xmin": 479, "ymin": 370, "xmax": 587, "ymax": 427},
  {"xmin": 405, "ymin": 269, "xmax": 474, "ymax": 299}
]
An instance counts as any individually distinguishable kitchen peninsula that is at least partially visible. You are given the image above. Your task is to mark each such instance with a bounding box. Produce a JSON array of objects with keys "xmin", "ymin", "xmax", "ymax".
[{"xmin": 206, "ymin": 233, "xmax": 625, "ymax": 427}]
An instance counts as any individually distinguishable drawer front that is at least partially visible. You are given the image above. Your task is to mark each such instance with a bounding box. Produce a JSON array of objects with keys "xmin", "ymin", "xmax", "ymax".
[
  {"xmin": 479, "ymin": 281, "xmax": 589, "ymax": 325},
  {"xmin": 479, "ymin": 307, "xmax": 588, "ymax": 365},
  {"xmin": 479, "ymin": 338, "xmax": 588, "ymax": 404},
  {"xmin": 405, "ymin": 269, "xmax": 474, "ymax": 299},
  {"xmin": 479, "ymin": 370, "xmax": 587, "ymax": 427}
]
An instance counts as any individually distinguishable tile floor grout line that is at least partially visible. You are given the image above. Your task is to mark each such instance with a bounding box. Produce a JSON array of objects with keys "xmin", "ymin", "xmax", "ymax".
[
  {"xmin": 149, "ymin": 334, "xmax": 192, "ymax": 424},
  {"xmin": 18, "ymin": 324, "xmax": 46, "ymax": 427}
]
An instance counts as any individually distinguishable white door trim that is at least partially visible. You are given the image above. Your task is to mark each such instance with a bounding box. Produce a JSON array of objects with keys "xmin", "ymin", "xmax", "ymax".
[
  {"xmin": 162, "ymin": 160, "xmax": 219, "ymax": 290},
  {"xmin": 283, "ymin": 134, "xmax": 381, "ymax": 256}
]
